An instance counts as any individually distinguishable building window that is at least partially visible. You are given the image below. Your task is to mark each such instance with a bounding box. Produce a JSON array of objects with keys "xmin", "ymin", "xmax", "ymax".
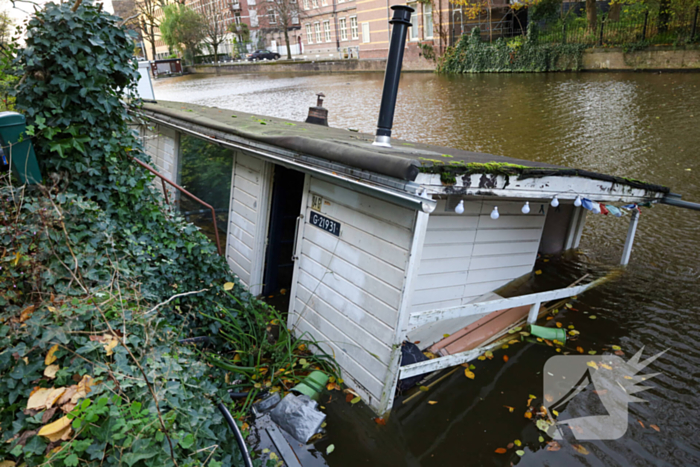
[
  {"xmin": 250, "ymin": 9, "xmax": 258, "ymax": 27},
  {"xmin": 305, "ymin": 23, "xmax": 313, "ymax": 43},
  {"xmin": 339, "ymin": 17, "xmax": 347, "ymax": 40},
  {"xmin": 323, "ymin": 20, "xmax": 331, "ymax": 42},
  {"xmin": 409, "ymin": 2, "xmax": 419, "ymax": 40},
  {"xmin": 311, "ymin": 0, "xmax": 318, "ymax": 7},
  {"xmin": 292, "ymin": 12, "xmax": 299, "ymax": 24},
  {"xmin": 267, "ymin": 6, "xmax": 276, "ymax": 23},
  {"xmin": 350, "ymin": 16, "xmax": 358, "ymax": 39},
  {"xmin": 423, "ymin": 3, "xmax": 433, "ymax": 39},
  {"xmin": 314, "ymin": 22, "xmax": 322, "ymax": 43},
  {"xmin": 234, "ymin": 11, "xmax": 241, "ymax": 24},
  {"xmin": 303, "ymin": 0, "xmax": 309, "ymax": 9},
  {"xmin": 322, "ymin": 0, "xmax": 328, "ymax": 5},
  {"xmin": 361, "ymin": 22, "xmax": 370, "ymax": 43}
]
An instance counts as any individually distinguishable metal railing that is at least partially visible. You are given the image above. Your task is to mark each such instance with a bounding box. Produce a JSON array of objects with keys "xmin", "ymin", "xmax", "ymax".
[
  {"xmin": 537, "ymin": 7, "xmax": 700, "ymax": 47},
  {"xmin": 131, "ymin": 156, "xmax": 223, "ymax": 256}
]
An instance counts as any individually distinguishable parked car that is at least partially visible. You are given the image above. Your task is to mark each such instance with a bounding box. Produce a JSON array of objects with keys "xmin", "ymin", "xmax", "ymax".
[{"xmin": 247, "ymin": 50, "xmax": 281, "ymax": 61}]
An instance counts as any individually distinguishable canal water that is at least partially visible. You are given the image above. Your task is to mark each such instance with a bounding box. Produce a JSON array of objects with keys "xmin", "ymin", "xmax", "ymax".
[{"xmin": 153, "ymin": 72, "xmax": 700, "ymax": 466}]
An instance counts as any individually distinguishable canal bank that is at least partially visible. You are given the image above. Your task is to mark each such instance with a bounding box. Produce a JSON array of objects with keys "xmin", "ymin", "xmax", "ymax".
[{"xmin": 185, "ymin": 46, "xmax": 700, "ymax": 75}]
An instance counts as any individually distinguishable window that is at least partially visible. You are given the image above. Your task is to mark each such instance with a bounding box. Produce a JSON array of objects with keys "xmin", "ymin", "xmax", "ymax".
[
  {"xmin": 250, "ymin": 9, "xmax": 258, "ymax": 27},
  {"xmin": 323, "ymin": 20, "xmax": 331, "ymax": 42},
  {"xmin": 303, "ymin": 0, "xmax": 309, "ymax": 9},
  {"xmin": 321, "ymin": 0, "xmax": 327, "ymax": 5},
  {"xmin": 305, "ymin": 23, "xmax": 313, "ymax": 43},
  {"xmin": 267, "ymin": 6, "xmax": 276, "ymax": 23},
  {"xmin": 339, "ymin": 17, "xmax": 347, "ymax": 40},
  {"xmin": 314, "ymin": 22, "xmax": 322, "ymax": 43},
  {"xmin": 350, "ymin": 16, "xmax": 358, "ymax": 39},
  {"xmin": 234, "ymin": 11, "xmax": 241, "ymax": 24},
  {"xmin": 311, "ymin": 0, "xmax": 318, "ymax": 7},
  {"xmin": 292, "ymin": 12, "xmax": 299, "ymax": 24},
  {"xmin": 409, "ymin": 2, "xmax": 419, "ymax": 40},
  {"xmin": 361, "ymin": 22, "xmax": 370, "ymax": 43},
  {"xmin": 423, "ymin": 3, "xmax": 433, "ymax": 38}
]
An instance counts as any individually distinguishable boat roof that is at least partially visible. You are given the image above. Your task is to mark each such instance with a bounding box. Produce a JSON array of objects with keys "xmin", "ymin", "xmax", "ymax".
[{"xmin": 140, "ymin": 101, "xmax": 669, "ymax": 195}]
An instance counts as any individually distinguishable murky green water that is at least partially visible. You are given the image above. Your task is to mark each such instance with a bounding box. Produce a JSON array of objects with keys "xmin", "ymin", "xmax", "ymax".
[{"xmin": 153, "ymin": 72, "xmax": 700, "ymax": 466}]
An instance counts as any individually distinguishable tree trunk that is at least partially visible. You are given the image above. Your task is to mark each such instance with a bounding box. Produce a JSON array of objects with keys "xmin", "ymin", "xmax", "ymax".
[
  {"xmin": 214, "ymin": 43, "xmax": 219, "ymax": 64},
  {"xmin": 586, "ymin": 0, "xmax": 597, "ymax": 31},
  {"xmin": 284, "ymin": 28, "xmax": 292, "ymax": 60},
  {"xmin": 608, "ymin": 2, "xmax": 620, "ymax": 22},
  {"xmin": 658, "ymin": 0, "xmax": 670, "ymax": 33}
]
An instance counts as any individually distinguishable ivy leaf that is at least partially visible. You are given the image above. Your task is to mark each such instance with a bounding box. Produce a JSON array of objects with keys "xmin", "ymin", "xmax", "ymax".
[{"xmin": 179, "ymin": 433, "xmax": 195, "ymax": 449}]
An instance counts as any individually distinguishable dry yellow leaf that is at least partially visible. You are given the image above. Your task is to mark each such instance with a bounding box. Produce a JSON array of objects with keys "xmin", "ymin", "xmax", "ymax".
[
  {"xmin": 586, "ymin": 361, "xmax": 598, "ymax": 370},
  {"xmin": 600, "ymin": 363, "xmax": 613, "ymax": 370},
  {"xmin": 223, "ymin": 282, "xmax": 234, "ymax": 291},
  {"xmin": 27, "ymin": 388, "xmax": 53, "ymax": 410},
  {"xmin": 47, "ymin": 306, "xmax": 57, "ymax": 313},
  {"xmin": 38, "ymin": 416, "xmax": 72, "ymax": 441},
  {"xmin": 19, "ymin": 305, "xmax": 36, "ymax": 322},
  {"xmin": 464, "ymin": 369, "xmax": 475, "ymax": 380},
  {"xmin": 428, "ymin": 401, "xmax": 438, "ymax": 405},
  {"xmin": 45, "ymin": 344, "xmax": 59, "ymax": 366},
  {"xmin": 0, "ymin": 461, "xmax": 17, "ymax": 467},
  {"xmin": 44, "ymin": 364, "xmax": 60, "ymax": 379},
  {"xmin": 45, "ymin": 387, "xmax": 67, "ymax": 409}
]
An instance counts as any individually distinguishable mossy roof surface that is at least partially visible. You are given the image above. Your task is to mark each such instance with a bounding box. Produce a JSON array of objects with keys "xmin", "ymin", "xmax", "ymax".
[{"xmin": 141, "ymin": 101, "xmax": 668, "ymax": 193}]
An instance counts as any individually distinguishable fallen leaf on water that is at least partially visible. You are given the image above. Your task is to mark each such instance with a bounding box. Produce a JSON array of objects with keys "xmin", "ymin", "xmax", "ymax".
[
  {"xmin": 326, "ymin": 444, "xmax": 335, "ymax": 455},
  {"xmin": 529, "ymin": 394, "xmax": 536, "ymax": 399},
  {"xmin": 502, "ymin": 344, "xmax": 509, "ymax": 349},
  {"xmin": 508, "ymin": 339, "xmax": 519, "ymax": 344},
  {"xmin": 556, "ymin": 322, "xmax": 563, "ymax": 328},
  {"xmin": 535, "ymin": 270, "xmax": 542, "ymax": 275},
  {"xmin": 588, "ymin": 350, "xmax": 597, "ymax": 355},
  {"xmin": 546, "ymin": 441, "xmax": 561, "ymax": 451},
  {"xmin": 419, "ymin": 386, "xmax": 430, "ymax": 392},
  {"xmin": 428, "ymin": 401, "xmax": 438, "ymax": 405},
  {"xmin": 572, "ymin": 444, "xmax": 589, "ymax": 455},
  {"xmin": 569, "ymin": 330, "xmax": 580, "ymax": 336},
  {"xmin": 350, "ymin": 396, "xmax": 361, "ymax": 404},
  {"xmin": 374, "ymin": 417, "xmax": 387, "ymax": 425},
  {"xmin": 503, "ymin": 355, "xmax": 509, "ymax": 363},
  {"xmin": 612, "ymin": 345, "xmax": 621, "ymax": 351},
  {"xmin": 565, "ymin": 303, "xmax": 573, "ymax": 309},
  {"xmin": 494, "ymin": 448, "xmax": 507, "ymax": 454},
  {"xmin": 477, "ymin": 356, "xmax": 486, "ymax": 361},
  {"xmin": 650, "ymin": 424, "xmax": 660, "ymax": 432},
  {"xmin": 280, "ymin": 289, "xmax": 287, "ymax": 295},
  {"xmin": 638, "ymin": 420, "xmax": 645, "ymax": 428},
  {"xmin": 504, "ymin": 405, "xmax": 514, "ymax": 412},
  {"xmin": 223, "ymin": 282, "xmax": 234, "ymax": 291},
  {"xmin": 615, "ymin": 350, "xmax": 625, "ymax": 356},
  {"xmin": 538, "ymin": 436, "xmax": 545, "ymax": 443},
  {"xmin": 514, "ymin": 439, "xmax": 522, "ymax": 447},
  {"xmin": 345, "ymin": 393, "xmax": 354, "ymax": 403},
  {"xmin": 507, "ymin": 442, "xmax": 514, "ymax": 449},
  {"xmin": 587, "ymin": 361, "xmax": 598, "ymax": 370},
  {"xmin": 484, "ymin": 351, "xmax": 493, "ymax": 359},
  {"xmin": 536, "ymin": 419, "xmax": 552, "ymax": 432},
  {"xmin": 516, "ymin": 450, "xmax": 525, "ymax": 456},
  {"xmin": 568, "ymin": 325, "xmax": 575, "ymax": 329},
  {"xmin": 464, "ymin": 369, "xmax": 475, "ymax": 380},
  {"xmin": 45, "ymin": 344, "xmax": 59, "ymax": 366},
  {"xmin": 524, "ymin": 411, "xmax": 533, "ymax": 419},
  {"xmin": 577, "ymin": 346, "xmax": 584, "ymax": 354},
  {"xmin": 589, "ymin": 315, "xmax": 597, "ymax": 320}
]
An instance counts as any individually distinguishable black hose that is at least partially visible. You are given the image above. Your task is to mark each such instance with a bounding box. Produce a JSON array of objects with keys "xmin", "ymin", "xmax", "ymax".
[{"xmin": 217, "ymin": 402, "xmax": 254, "ymax": 467}]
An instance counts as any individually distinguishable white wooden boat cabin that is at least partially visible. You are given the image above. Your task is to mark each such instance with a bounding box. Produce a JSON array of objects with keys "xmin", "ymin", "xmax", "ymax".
[{"xmin": 140, "ymin": 101, "xmax": 675, "ymax": 415}]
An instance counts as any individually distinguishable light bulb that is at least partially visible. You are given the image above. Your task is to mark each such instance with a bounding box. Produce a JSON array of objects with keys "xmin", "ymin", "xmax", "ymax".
[
  {"xmin": 550, "ymin": 196, "xmax": 559, "ymax": 208},
  {"xmin": 455, "ymin": 200, "xmax": 465, "ymax": 214},
  {"xmin": 420, "ymin": 190, "xmax": 436, "ymax": 214},
  {"xmin": 574, "ymin": 195, "xmax": 582, "ymax": 207},
  {"xmin": 490, "ymin": 206, "xmax": 499, "ymax": 220},
  {"xmin": 521, "ymin": 202, "xmax": 530, "ymax": 214}
]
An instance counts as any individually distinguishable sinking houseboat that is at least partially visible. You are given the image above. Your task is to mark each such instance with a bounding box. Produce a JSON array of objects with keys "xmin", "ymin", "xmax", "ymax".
[{"xmin": 137, "ymin": 6, "xmax": 699, "ymax": 416}]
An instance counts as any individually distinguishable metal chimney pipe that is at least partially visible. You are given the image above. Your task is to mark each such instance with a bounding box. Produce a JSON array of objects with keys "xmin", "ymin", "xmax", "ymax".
[{"xmin": 373, "ymin": 5, "xmax": 414, "ymax": 148}]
